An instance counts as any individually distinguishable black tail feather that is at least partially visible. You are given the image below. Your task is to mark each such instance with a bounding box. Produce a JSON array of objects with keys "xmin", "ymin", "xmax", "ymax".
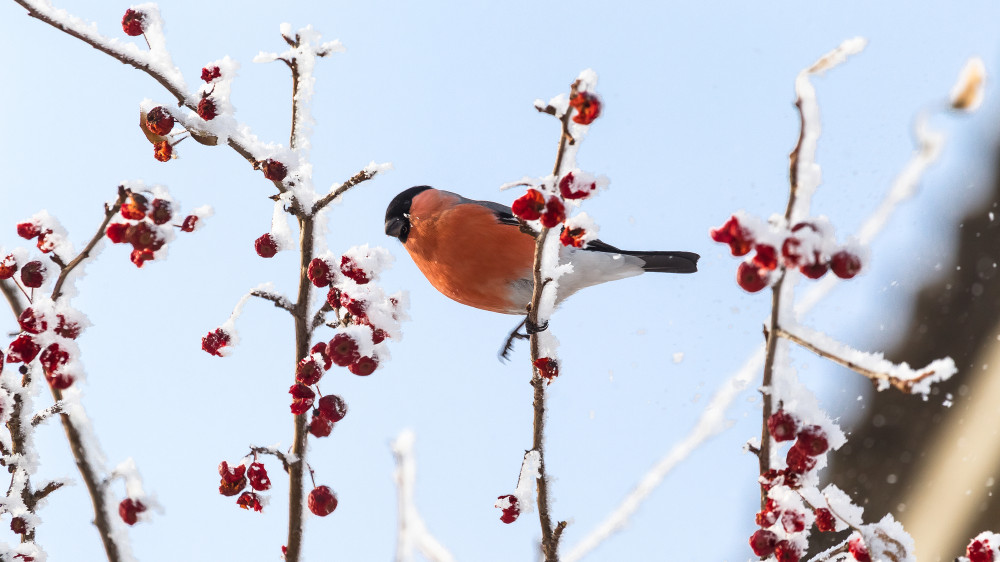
[{"xmin": 584, "ymin": 239, "xmax": 699, "ymax": 273}]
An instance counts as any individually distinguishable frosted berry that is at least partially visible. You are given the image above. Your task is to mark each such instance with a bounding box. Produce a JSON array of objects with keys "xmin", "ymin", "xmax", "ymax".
[
  {"xmin": 118, "ymin": 498, "xmax": 146, "ymax": 526},
  {"xmin": 540, "ymin": 196, "xmax": 566, "ymax": 229},
  {"xmin": 145, "ymin": 107, "xmax": 174, "ymax": 136},
  {"xmin": 786, "ymin": 445, "xmax": 817, "ymax": 474},
  {"xmin": 767, "ymin": 410, "xmax": 798, "ymax": 442},
  {"xmin": 106, "ymin": 223, "xmax": 129, "ymax": 243},
  {"xmin": 781, "ymin": 468, "xmax": 803, "ymax": 489},
  {"xmin": 198, "ymin": 97, "xmax": 218, "ymax": 120},
  {"xmin": 180, "ymin": 215, "xmax": 198, "ymax": 232},
  {"xmin": 295, "ymin": 357, "xmax": 323, "ymax": 386},
  {"xmin": 309, "ymin": 414, "xmax": 333, "ymax": 438},
  {"xmin": 130, "ymin": 248, "xmax": 154, "ymax": 268},
  {"xmin": 794, "ymin": 425, "xmax": 829, "ymax": 456},
  {"xmin": 559, "ymin": 226, "xmax": 587, "ymax": 248},
  {"xmin": 39, "ymin": 343, "xmax": 69, "ymax": 375},
  {"xmin": 254, "ymin": 234, "xmax": 278, "ymax": 258},
  {"xmin": 261, "ymin": 159, "xmax": 287, "ymax": 182},
  {"xmin": 201, "ymin": 328, "xmax": 231, "ymax": 357},
  {"xmin": 496, "ymin": 494, "xmax": 520, "ymax": 524},
  {"xmin": 55, "ymin": 315, "xmax": 81, "ymax": 339},
  {"xmin": 219, "ymin": 461, "xmax": 246, "ymax": 483},
  {"xmin": 16, "ymin": 222, "xmax": 40, "ymax": 239},
  {"xmin": 774, "ymin": 540, "xmax": 800, "ymax": 562},
  {"xmin": 308, "ymin": 258, "xmax": 332, "ymax": 287},
  {"xmin": 348, "ymin": 356, "xmax": 378, "ymax": 376},
  {"xmin": 219, "ymin": 477, "xmax": 245, "ymax": 497},
  {"xmin": 753, "ymin": 244, "xmax": 778, "ymax": 271},
  {"xmin": 151, "ymin": 138, "xmax": 170, "ymax": 159},
  {"xmin": 47, "ymin": 372, "xmax": 75, "ymax": 390},
  {"xmin": 317, "ymin": 394, "xmax": 347, "ymax": 423},
  {"xmin": 8, "ymin": 335, "xmax": 40, "ymax": 363},
  {"xmin": 339, "ymin": 292, "xmax": 367, "ymax": 319},
  {"xmin": 121, "ymin": 196, "xmax": 147, "ymax": 220},
  {"xmin": 0, "ymin": 255, "xmax": 16, "ymax": 280},
  {"xmin": 814, "ymin": 508, "xmax": 836, "ymax": 532},
  {"xmin": 121, "ymin": 9, "xmax": 145, "ymax": 36},
  {"xmin": 848, "ymin": 537, "xmax": 871, "ymax": 562},
  {"xmin": 328, "ymin": 333, "xmax": 360, "ymax": 367},
  {"xmin": 748, "ymin": 529, "xmax": 778, "ymax": 557},
  {"xmin": 558, "ymin": 172, "xmax": 596, "ymax": 200},
  {"xmin": 149, "ymin": 199, "xmax": 173, "ymax": 225},
  {"xmin": 569, "ymin": 91, "xmax": 602, "ymax": 125},
  {"xmin": 19, "ymin": 261, "xmax": 45, "ymax": 288},
  {"xmin": 35, "ymin": 230, "xmax": 55, "ymax": 253},
  {"xmin": 831, "ymin": 251, "xmax": 862, "ymax": 279},
  {"xmin": 10, "ymin": 517, "xmax": 26, "ymax": 535},
  {"xmin": 736, "ymin": 262, "xmax": 768, "ymax": 293},
  {"xmin": 781, "ymin": 237, "xmax": 803, "ymax": 266},
  {"xmin": 247, "ymin": 462, "xmax": 271, "ymax": 491},
  {"xmin": 18, "ymin": 308, "xmax": 48, "ymax": 334},
  {"xmin": 967, "ymin": 539, "xmax": 994, "ymax": 562},
  {"xmin": 371, "ymin": 328, "xmax": 388, "ymax": 345},
  {"xmin": 128, "ymin": 222, "xmax": 165, "ymax": 251},
  {"xmin": 755, "ymin": 506, "xmax": 778, "ymax": 527},
  {"xmin": 201, "ymin": 65, "xmax": 221, "ymax": 82},
  {"xmin": 311, "ymin": 342, "xmax": 332, "ymax": 370},
  {"xmin": 511, "ymin": 189, "xmax": 545, "ymax": 221},
  {"xmin": 289, "ymin": 384, "xmax": 315, "ymax": 415},
  {"xmin": 533, "ymin": 357, "xmax": 559, "ymax": 381},
  {"xmin": 307, "ymin": 485, "xmax": 338, "ymax": 516},
  {"xmin": 800, "ymin": 259, "xmax": 829, "ymax": 280},
  {"xmin": 340, "ymin": 255, "xmax": 370, "ymax": 284},
  {"xmin": 236, "ymin": 491, "xmax": 264, "ymax": 512},
  {"xmin": 711, "ymin": 216, "xmax": 754, "ymax": 256},
  {"xmin": 781, "ymin": 510, "xmax": 805, "ymax": 533}
]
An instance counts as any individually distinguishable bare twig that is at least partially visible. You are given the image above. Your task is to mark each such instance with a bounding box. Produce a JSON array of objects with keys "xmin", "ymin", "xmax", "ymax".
[
  {"xmin": 312, "ymin": 167, "xmax": 382, "ymax": 214},
  {"xmin": 310, "ymin": 300, "xmax": 333, "ymax": 332},
  {"xmin": 31, "ymin": 480, "xmax": 65, "ymax": 503},
  {"xmin": 51, "ymin": 188, "xmax": 128, "ymax": 301},
  {"xmin": 250, "ymin": 290, "xmax": 294, "ymax": 313}
]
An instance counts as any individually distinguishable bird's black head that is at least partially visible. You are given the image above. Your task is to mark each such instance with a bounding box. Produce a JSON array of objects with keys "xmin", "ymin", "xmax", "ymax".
[{"xmin": 385, "ymin": 185, "xmax": 432, "ymax": 243}]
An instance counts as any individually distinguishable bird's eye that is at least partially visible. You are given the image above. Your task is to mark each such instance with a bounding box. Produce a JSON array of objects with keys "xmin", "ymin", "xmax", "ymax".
[{"xmin": 401, "ymin": 224, "xmax": 409, "ymax": 236}]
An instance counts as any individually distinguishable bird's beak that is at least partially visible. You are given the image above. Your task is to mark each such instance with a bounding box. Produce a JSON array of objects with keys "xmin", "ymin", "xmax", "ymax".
[{"xmin": 385, "ymin": 216, "xmax": 406, "ymax": 239}]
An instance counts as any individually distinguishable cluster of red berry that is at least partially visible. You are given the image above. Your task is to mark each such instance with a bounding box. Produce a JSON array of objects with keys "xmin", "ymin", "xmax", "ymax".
[
  {"xmin": 6, "ymin": 305, "xmax": 82, "ymax": 390},
  {"xmin": 105, "ymin": 193, "xmax": 198, "ymax": 268},
  {"xmin": 511, "ymin": 170, "xmax": 601, "ymax": 248},
  {"xmin": 144, "ymin": 106, "xmax": 175, "ymax": 162},
  {"xmin": 711, "ymin": 214, "xmax": 863, "ymax": 293},
  {"xmin": 217, "ymin": 460, "xmax": 271, "ymax": 513},
  {"xmin": 197, "ymin": 65, "xmax": 221, "ymax": 122},
  {"xmin": 15, "ymin": 219, "xmax": 62, "ymax": 255},
  {"xmin": 749, "ymin": 410, "xmax": 835, "ymax": 561},
  {"xmin": 494, "ymin": 494, "xmax": 520, "ymax": 524}
]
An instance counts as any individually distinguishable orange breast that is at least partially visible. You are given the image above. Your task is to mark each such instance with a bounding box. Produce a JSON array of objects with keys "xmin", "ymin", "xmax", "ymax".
[{"xmin": 405, "ymin": 191, "xmax": 536, "ymax": 314}]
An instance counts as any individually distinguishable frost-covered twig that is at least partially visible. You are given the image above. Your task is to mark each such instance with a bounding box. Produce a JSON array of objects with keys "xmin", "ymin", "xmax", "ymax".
[
  {"xmin": 250, "ymin": 289, "xmax": 294, "ymax": 313},
  {"xmin": 313, "ymin": 162, "xmax": 391, "ymax": 213},
  {"xmin": 50, "ymin": 188, "xmax": 128, "ymax": 300},
  {"xmin": 31, "ymin": 401, "xmax": 64, "ymax": 427},
  {"xmin": 249, "ymin": 445, "xmax": 293, "ymax": 474},
  {"xmin": 391, "ymin": 430, "xmax": 455, "ymax": 562}
]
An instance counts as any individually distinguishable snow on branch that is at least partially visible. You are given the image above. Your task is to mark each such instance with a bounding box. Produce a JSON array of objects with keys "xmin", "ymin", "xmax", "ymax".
[{"xmin": 391, "ymin": 430, "xmax": 455, "ymax": 562}]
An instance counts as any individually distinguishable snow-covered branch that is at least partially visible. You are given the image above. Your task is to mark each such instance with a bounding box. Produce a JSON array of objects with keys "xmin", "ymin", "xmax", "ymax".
[{"xmin": 392, "ymin": 430, "xmax": 455, "ymax": 562}]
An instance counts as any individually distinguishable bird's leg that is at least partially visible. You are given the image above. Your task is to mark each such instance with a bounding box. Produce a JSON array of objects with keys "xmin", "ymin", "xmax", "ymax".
[
  {"xmin": 498, "ymin": 318, "xmax": 530, "ymax": 361},
  {"xmin": 524, "ymin": 318, "xmax": 548, "ymax": 334}
]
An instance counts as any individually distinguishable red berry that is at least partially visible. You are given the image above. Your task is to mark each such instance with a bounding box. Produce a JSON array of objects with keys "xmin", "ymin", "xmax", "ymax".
[
  {"xmin": 748, "ymin": 529, "xmax": 778, "ymax": 557},
  {"xmin": 781, "ymin": 468, "xmax": 803, "ymax": 489},
  {"xmin": 339, "ymin": 292, "xmax": 367, "ymax": 319},
  {"xmin": 848, "ymin": 536, "xmax": 871, "ymax": 562},
  {"xmin": 236, "ymin": 491, "xmax": 264, "ymax": 512},
  {"xmin": 755, "ymin": 506, "xmax": 778, "ymax": 527},
  {"xmin": 340, "ymin": 255, "xmax": 370, "ymax": 284},
  {"xmin": 558, "ymin": 172, "xmax": 596, "ymax": 200},
  {"xmin": 794, "ymin": 425, "xmax": 829, "ymax": 456},
  {"xmin": 106, "ymin": 223, "xmax": 129, "ymax": 243},
  {"xmin": 559, "ymin": 227, "xmax": 587, "ymax": 248},
  {"xmin": 496, "ymin": 494, "xmax": 520, "ymax": 524},
  {"xmin": 17, "ymin": 307, "xmax": 48, "ymax": 334},
  {"xmin": 146, "ymin": 107, "xmax": 174, "ymax": 136},
  {"xmin": 569, "ymin": 91, "xmax": 602, "ymax": 125},
  {"xmin": 180, "ymin": 215, "xmax": 198, "ymax": 232},
  {"xmin": 39, "ymin": 343, "xmax": 69, "ymax": 375},
  {"xmin": 785, "ymin": 445, "xmax": 817, "ymax": 473},
  {"xmin": 19, "ymin": 261, "xmax": 44, "ymax": 288},
  {"xmin": 10, "ymin": 517, "xmax": 26, "ymax": 535},
  {"xmin": 533, "ymin": 357, "xmax": 559, "ymax": 381},
  {"xmin": 831, "ymin": 250, "xmax": 862, "ymax": 279},
  {"xmin": 16, "ymin": 222, "xmax": 39, "ymax": 240},
  {"xmin": 317, "ymin": 394, "xmax": 347, "ymax": 423},
  {"xmin": 800, "ymin": 259, "xmax": 829, "ymax": 280},
  {"xmin": 781, "ymin": 510, "xmax": 806, "ymax": 533},
  {"xmin": 736, "ymin": 261, "xmax": 768, "ymax": 293},
  {"xmin": 247, "ymin": 462, "xmax": 271, "ymax": 491},
  {"xmin": 968, "ymin": 538, "xmax": 995, "ymax": 562},
  {"xmin": 814, "ymin": 508, "xmax": 836, "ymax": 532},
  {"xmin": 118, "ymin": 498, "xmax": 146, "ymax": 526},
  {"xmin": 289, "ymin": 384, "xmax": 315, "ymax": 415},
  {"xmin": 261, "ymin": 159, "xmax": 287, "ymax": 182},
  {"xmin": 128, "ymin": 222, "xmax": 165, "ymax": 251},
  {"xmin": 295, "ymin": 357, "xmax": 324, "ymax": 386},
  {"xmin": 8, "ymin": 335, "xmax": 40, "ymax": 363},
  {"xmin": 219, "ymin": 461, "xmax": 246, "ymax": 483},
  {"xmin": 371, "ymin": 328, "xmax": 388, "ymax": 344},
  {"xmin": 47, "ymin": 372, "xmax": 75, "ymax": 390},
  {"xmin": 149, "ymin": 199, "xmax": 173, "ymax": 225},
  {"xmin": 311, "ymin": 342, "xmax": 332, "ymax": 370},
  {"xmin": 130, "ymin": 248, "xmax": 154, "ymax": 268},
  {"xmin": 121, "ymin": 9, "xmax": 145, "ymax": 36},
  {"xmin": 540, "ymin": 197, "xmax": 566, "ymax": 229},
  {"xmin": 781, "ymin": 237, "xmax": 803, "ymax": 266},
  {"xmin": 309, "ymin": 414, "xmax": 333, "ymax": 437},
  {"xmin": 254, "ymin": 234, "xmax": 278, "ymax": 258},
  {"xmin": 201, "ymin": 328, "xmax": 231, "ymax": 357},
  {"xmin": 219, "ymin": 476, "xmax": 246, "ymax": 497},
  {"xmin": 201, "ymin": 66, "xmax": 221, "ymax": 82},
  {"xmin": 308, "ymin": 258, "xmax": 332, "ymax": 287},
  {"xmin": 121, "ymin": 200, "xmax": 146, "ymax": 222},
  {"xmin": 349, "ymin": 356, "xmax": 378, "ymax": 376},
  {"xmin": 328, "ymin": 334, "xmax": 360, "ymax": 367},
  {"xmin": 753, "ymin": 244, "xmax": 778, "ymax": 270},
  {"xmin": 767, "ymin": 410, "xmax": 798, "ymax": 442},
  {"xmin": 307, "ymin": 485, "xmax": 338, "ymax": 516},
  {"xmin": 154, "ymin": 140, "xmax": 173, "ymax": 162},
  {"xmin": 35, "ymin": 230, "xmax": 55, "ymax": 253},
  {"xmin": 198, "ymin": 97, "xmax": 218, "ymax": 120},
  {"xmin": 511, "ymin": 189, "xmax": 545, "ymax": 221},
  {"xmin": 0, "ymin": 254, "xmax": 16, "ymax": 280},
  {"xmin": 710, "ymin": 216, "xmax": 754, "ymax": 256},
  {"xmin": 774, "ymin": 540, "xmax": 801, "ymax": 562}
]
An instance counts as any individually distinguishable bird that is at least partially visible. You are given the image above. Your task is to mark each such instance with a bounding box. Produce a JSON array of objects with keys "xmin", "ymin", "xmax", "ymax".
[{"xmin": 384, "ymin": 186, "xmax": 699, "ymax": 320}]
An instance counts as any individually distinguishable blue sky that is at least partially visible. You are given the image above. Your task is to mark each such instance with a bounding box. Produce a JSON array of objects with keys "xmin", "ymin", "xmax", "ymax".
[{"xmin": 2, "ymin": 1, "xmax": 999, "ymax": 560}]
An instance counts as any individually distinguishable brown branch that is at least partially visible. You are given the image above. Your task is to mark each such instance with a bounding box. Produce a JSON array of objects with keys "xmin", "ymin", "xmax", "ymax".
[
  {"xmin": 31, "ymin": 402, "xmax": 64, "ymax": 427},
  {"xmin": 250, "ymin": 290, "xmax": 294, "ymax": 313},
  {"xmin": 0, "ymin": 279, "xmax": 25, "ymax": 316},
  {"xmin": 30, "ymin": 480, "xmax": 65, "ymax": 503},
  {"xmin": 249, "ymin": 446, "xmax": 293, "ymax": 474},
  {"xmin": 310, "ymin": 300, "xmax": 333, "ymax": 332},
  {"xmin": 312, "ymin": 168, "xmax": 381, "ymax": 214},
  {"xmin": 51, "ymin": 187, "xmax": 128, "ymax": 301}
]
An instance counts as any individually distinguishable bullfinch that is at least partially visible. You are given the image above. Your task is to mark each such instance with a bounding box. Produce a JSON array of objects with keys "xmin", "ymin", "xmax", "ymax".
[{"xmin": 384, "ymin": 186, "xmax": 699, "ymax": 315}]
